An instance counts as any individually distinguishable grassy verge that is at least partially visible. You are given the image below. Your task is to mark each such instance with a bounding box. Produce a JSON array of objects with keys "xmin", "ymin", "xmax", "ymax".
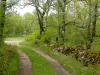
[
  {"xmin": 0, "ymin": 45, "xmax": 20, "ymax": 75},
  {"xmin": 31, "ymin": 44, "xmax": 100, "ymax": 75},
  {"xmin": 20, "ymin": 46, "xmax": 57, "ymax": 75}
]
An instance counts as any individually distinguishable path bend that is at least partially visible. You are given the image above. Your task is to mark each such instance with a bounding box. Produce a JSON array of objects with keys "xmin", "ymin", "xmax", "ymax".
[{"xmin": 5, "ymin": 40, "xmax": 71, "ymax": 75}]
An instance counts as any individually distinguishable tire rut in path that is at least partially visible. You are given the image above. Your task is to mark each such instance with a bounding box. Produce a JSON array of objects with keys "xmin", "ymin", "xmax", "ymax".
[
  {"xmin": 32, "ymin": 48, "xmax": 71, "ymax": 75},
  {"xmin": 18, "ymin": 50, "xmax": 32, "ymax": 75}
]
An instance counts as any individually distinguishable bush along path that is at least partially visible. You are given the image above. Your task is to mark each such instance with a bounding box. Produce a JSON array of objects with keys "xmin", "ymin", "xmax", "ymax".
[
  {"xmin": 18, "ymin": 50, "xmax": 32, "ymax": 75},
  {"xmin": 32, "ymin": 48, "xmax": 71, "ymax": 75}
]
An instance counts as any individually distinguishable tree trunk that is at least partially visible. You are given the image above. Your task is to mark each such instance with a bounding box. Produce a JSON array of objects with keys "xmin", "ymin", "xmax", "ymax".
[
  {"xmin": 39, "ymin": 16, "xmax": 44, "ymax": 35},
  {"xmin": 56, "ymin": 4, "xmax": 61, "ymax": 44},
  {"xmin": 86, "ymin": 0, "xmax": 92, "ymax": 49},
  {"xmin": 57, "ymin": 0, "xmax": 67, "ymax": 44},
  {"xmin": 91, "ymin": 0, "xmax": 98, "ymax": 43},
  {"xmin": 0, "ymin": 0, "xmax": 6, "ymax": 46},
  {"xmin": 45, "ymin": 9, "xmax": 49, "ymax": 28},
  {"xmin": 62, "ymin": 3, "xmax": 66, "ymax": 44},
  {"xmin": 36, "ymin": 8, "xmax": 44, "ymax": 36}
]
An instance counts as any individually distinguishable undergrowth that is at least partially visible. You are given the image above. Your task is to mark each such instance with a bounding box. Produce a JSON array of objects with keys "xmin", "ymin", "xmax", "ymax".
[{"xmin": 0, "ymin": 44, "xmax": 20, "ymax": 75}]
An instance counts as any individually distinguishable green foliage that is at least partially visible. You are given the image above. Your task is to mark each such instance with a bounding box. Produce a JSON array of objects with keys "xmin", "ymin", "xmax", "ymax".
[
  {"xmin": 47, "ymin": 14, "xmax": 57, "ymax": 27},
  {"xmin": 40, "ymin": 27, "xmax": 57, "ymax": 44},
  {"xmin": 82, "ymin": 67, "xmax": 100, "ymax": 75},
  {"xmin": 2, "ymin": 0, "xmax": 100, "ymax": 74},
  {"xmin": 4, "ymin": 12, "xmax": 24, "ymax": 37},
  {"xmin": 26, "ymin": 30, "xmax": 40, "ymax": 45},
  {"xmin": 4, "ymin": 12, "xmax": 38, "ymax": 37},
  {"xmin": 23, "ymin": 12, "xmax": 38, "ymax": 34},
  {"xmin": 25, "ymin": 27, "xmax": 57, "ymax": 45},
  {"xmin": 92, "ymin": 37, "xmax": 100, "ymax": 51},
  {"xmin": 0, "ymin": 45, "xmax": 20, "ymax": 75},
  {"xmin": 65, "ymin": 25, "xmax": 86, "ymax": 46}
]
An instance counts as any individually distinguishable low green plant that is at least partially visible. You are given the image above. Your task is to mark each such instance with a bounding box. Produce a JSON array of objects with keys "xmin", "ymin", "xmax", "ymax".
[
  {"xmin": 0, "ymin": 45, "xmax": 20, "ymax": 75},
  {"xmin": 25, "ymin": 30, "xmax": 40, "ymax": 44}
]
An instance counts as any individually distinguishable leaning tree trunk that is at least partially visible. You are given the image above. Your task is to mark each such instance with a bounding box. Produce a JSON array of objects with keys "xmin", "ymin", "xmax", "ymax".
[
  {"xmin": 36, "ymin": 8, "xmax": 44, "ymax": 36},
  {"xmin": 0, "ymin": 0, "xmax": 6, "ymax": 46},
  {"xmin": 86, "ymin": 0, "xmax": 92, "ymax": 49}
]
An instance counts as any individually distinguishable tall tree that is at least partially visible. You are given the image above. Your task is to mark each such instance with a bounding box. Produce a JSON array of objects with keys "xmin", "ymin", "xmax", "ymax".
[
  {"xmin": 0, "ymin": 0, "xmax": 7, "ymax": 46},
  {"xmin": 57, "ymin": 0, "xmax": 70, "ymax": 44},
  {"xmin": 56, "ymin": 0, "xmax": 61, "ymax": 44},
  {"xmin": 61, "ymin": 0, "xmax": 67, "ymax": 43},
  {"xmin": 91, "ymin": 0, "xmax": 98, "ymax": 43},
  {"xmin": 24, "ymin": 0, "xmax": 53, "ymax": 36},
  {"xmin": 86, "ymin": 0, "xmax": 92, "ymax": 49}
]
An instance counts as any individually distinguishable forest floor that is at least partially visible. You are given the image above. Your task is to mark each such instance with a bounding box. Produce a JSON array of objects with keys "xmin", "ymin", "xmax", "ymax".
[{"xmin": 5, "ymin": 39, "xmax": 71, "ymax": 75}]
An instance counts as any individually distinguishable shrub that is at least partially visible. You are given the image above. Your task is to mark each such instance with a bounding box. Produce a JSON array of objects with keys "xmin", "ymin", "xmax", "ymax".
[
  {"xmin": 0, "ymin": 45, "xmax": 20, "ymax": 75},
  {"xmin": 26, "ymin": 30, "xmax": 40, "ymax": 45},
  {"xmin": 40, "ymin": 27, "xmax": 57, "ymax": 44}
]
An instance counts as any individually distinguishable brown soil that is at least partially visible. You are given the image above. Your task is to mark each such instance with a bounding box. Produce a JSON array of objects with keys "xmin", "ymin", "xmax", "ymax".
[
  {"xmin": 32, "ymin": 48, "xmax": 71, "ymax": 75},
  {"xmin": 18, "ymin": 50, "xmax": 32, "ymax": 75}
]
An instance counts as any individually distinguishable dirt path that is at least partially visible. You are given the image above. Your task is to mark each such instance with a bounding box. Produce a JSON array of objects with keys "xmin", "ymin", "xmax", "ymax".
[
  {"xmin": 5, "ymin": 40, "xmax": 71, "ymax": 75},
  {"xmin": 18, "ymin": 50, "xmax": 32, "ymax": 75},
  {"xmin": 5, "ymin": 41, "xmax": 22, "ymax": 45},
  {"xmin": 32, "ymin": 48, "xmax": 71, "ymax": 75}
]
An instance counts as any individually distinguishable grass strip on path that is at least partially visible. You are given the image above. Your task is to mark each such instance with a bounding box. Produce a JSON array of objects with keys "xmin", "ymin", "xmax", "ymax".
[{"xmin": 20, "ymin": 46, "xmax": 57, "ymax": 75}]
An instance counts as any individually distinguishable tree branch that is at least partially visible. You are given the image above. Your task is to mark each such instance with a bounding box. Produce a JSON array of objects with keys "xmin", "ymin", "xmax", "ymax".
[{"xmin": 65, "ymin": 21, "xmax": 86, "ymax": 29}]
